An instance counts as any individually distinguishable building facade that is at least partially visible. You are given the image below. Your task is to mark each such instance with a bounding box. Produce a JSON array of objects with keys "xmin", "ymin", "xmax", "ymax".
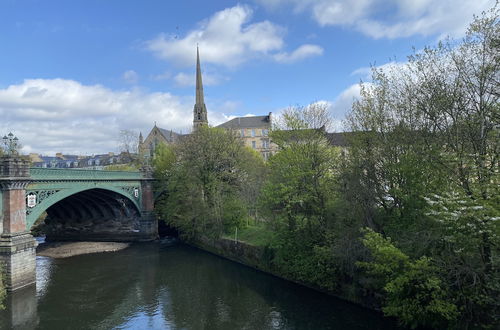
[{"xmin": 216, "ymin": 114, "xmax": 276, "ymax": 160}]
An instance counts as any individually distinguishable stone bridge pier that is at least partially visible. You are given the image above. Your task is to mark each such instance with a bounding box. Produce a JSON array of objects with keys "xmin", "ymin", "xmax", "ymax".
[
  {"xmin": 0, "ymin": 156, "xmax": 158, "ymax": 291},
  {"xmin": 0, "ymin": 156, "xmax": 36, "ymax": 291}
]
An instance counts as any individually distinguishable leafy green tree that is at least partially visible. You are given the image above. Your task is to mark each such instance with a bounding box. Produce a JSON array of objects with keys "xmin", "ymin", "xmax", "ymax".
[
  {"xmin": 261, "ymin": 104, "xmax": 341, "ymax": 289},
  {"xmin": 155, "ymin": 126, "xmax": 263, "ymax": 240},
  {"xmin": 0, "ymin": 266, "xmax": 5, "ymax": 310},
  {"xmin": 345, "ymin": 4, "xmax": 499, "ymax": 328},
  {"xmin": 359, "ymin": 229, "xmax": 458, "ymax": 329},
  {"xmin": 424, "ymin": 190, "xmax": 500, "ymax": 328},
  {"xmin": 152, "ymin": 143, "xmax": 176, "ymax": 182}
]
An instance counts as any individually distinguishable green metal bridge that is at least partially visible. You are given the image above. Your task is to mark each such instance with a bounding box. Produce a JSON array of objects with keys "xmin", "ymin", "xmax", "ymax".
[
  {"xmin": 26, "ymin": 168, "xmax": 144, "ymax": 229},
  {"xmin": 1, "ymin": 165, "xmax": 157, "ymax": 242},
  {"xmin": 0, "ymin": 155, "xmax": 157, "ymax": 290}
]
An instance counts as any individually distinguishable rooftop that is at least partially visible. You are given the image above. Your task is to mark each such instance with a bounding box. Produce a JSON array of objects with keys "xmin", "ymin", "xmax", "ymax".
[{"xmin": 217, "ymin": 115, "xmax": 271, "ymax": 129}]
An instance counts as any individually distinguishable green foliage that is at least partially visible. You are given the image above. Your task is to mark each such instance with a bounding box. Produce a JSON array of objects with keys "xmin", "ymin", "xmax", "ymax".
[
  {"xmin": 344, "ymin": 6, "xmax": 500, "ymax": 328},
  {"xmin": 0, "ymin": 266, "xmax": 5, "ymax": 310},
  {"xmin": 359, "ymin": 229, "xmax": 458, "ymax": 328},
  {"xmin": 153, "ymin": 142, "xmax": 176, "ymax": 180},
  {"xmin": 222, "ymin": 223, "xmax": 275, "ymax": 247},
  {"xmin": 104, "ymin": 164, "xmax": 139, "ymax": 171},
  {"xmin": 259, "ymin": 104, "xmax": 342, "ymax": 291},
  {"xmin": 424, "ymin": 191, "xmax": 500, "ymax": 328},
  {"xmin": 154, "ymin": 126, "xmax": 265, "ymax": 240},
  {"xmin": 270, "ymin": 229, "xmax": 339, "ymax": 291}
]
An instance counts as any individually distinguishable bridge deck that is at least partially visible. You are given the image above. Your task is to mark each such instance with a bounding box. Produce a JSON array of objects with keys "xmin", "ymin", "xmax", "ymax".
[{"xmin": 30, "ymin": 168, "xmax": 143, "ymax": 181}]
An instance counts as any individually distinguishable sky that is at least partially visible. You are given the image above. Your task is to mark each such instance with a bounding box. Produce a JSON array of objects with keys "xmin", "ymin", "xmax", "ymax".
[{"xmin": 0, "ymin": 0, "xmax": 495, "ymax": 155}]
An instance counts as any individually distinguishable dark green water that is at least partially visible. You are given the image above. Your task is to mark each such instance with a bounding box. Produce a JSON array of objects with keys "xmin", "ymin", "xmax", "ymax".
[{"xmin": 1, "ymin": 243, "xmax": 399, "ymax": 329}]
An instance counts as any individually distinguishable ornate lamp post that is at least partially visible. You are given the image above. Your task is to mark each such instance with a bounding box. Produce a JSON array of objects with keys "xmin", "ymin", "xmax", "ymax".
[{"xmin": 2, "ymin": 132, "xmax": 20, "ymax": 156}]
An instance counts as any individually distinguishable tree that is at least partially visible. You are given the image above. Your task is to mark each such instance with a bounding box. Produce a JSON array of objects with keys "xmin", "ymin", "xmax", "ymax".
[
  {"xmin": 359, "ymin": 229, "xmax": 458, "ymax": 329},
  {"xmin": 260, "ymin": 104, "xmax": 341, "ymax": 289},
  {"xmin": 0, "ymin": 265, "xmax": 5, "ymax": 310},
  {"xmin": 345, "ymin": 5, "xmax": 499, "ymax": 328},
  {"xmin": 118, "ymin": 129, "xmax": 139, "ymax": 162},
  {"xmin": 155, "ymin": 126, "xmax": 261, "ymax": 240}
]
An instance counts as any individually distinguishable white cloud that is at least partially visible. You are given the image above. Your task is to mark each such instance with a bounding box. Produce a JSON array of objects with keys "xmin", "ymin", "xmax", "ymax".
[
  {"xmin": 329, "ymin": 83, "xmax": 377, "ymax": 131},
  {"xmin": 351, "ymin": 61, "xmax": 408, "ymax": 80},
  {"xmin": 274, "ymin": 44, "xmax": 324, "ymax": 63},
  {"xmin": 256, "ymin": 0, "xmax": 495, "ymax": 39},
  {"xmin": 0, "ymin": 79, "xmax": 196, "ymax": 155},
  {"xmin": 122, "ymin": 70, "xmax": 139, "ymax": 84},
  {"xmin": 145, "ymin": 5, "xmax": 322, "ymax": 66},
  {"xmin": 331, "ymin": 84, "xmax": 362, "ymax": 118}
]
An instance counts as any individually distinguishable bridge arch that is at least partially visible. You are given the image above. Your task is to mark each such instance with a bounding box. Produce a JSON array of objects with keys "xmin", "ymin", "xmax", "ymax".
[
  {"xmin": 30, "ymin": 187, "xmax": 142, "ymax": 241},
  {"xmin": 26, "ymin": 185, "xmax": 141, "ymax": 230}
]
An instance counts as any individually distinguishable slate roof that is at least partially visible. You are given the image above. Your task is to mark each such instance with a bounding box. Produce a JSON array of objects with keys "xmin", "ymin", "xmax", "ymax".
[
  {"xmin": 158, "ymin": 127, "xmax": 184, "ymax": 143},
  {"xmin": 216, "ymin": 115, "xmax": 271, "ymax": 129}
]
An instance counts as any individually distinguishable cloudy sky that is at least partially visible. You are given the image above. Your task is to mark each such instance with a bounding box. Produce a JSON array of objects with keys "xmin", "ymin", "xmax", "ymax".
[{"xmin": 0, "ymin": 0, "xmax": 494, "ymax": 155}]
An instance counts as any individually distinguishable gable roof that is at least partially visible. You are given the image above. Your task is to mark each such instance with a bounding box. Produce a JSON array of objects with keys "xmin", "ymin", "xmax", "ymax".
[
  {"xmin": 217, "ymin": 115, "xmax": 271, "ymax": 129},
  {"xmin": 158, "ymin": 127, "xmax": 184, "ymax": 143}
]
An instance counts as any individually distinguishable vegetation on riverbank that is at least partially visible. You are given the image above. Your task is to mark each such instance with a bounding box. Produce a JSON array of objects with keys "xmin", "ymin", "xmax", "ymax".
[
  {"xmin": 0, "ymin": 267, "xmax": 5, "ymax": 310},
  {"xmin": 154, "ymin": 6, "xmax": 499, "ymax": 329}
]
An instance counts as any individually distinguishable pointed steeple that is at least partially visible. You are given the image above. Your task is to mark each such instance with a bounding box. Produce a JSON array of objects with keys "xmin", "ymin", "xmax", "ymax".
[
  {"xmin": 196, "ymin": 46, "xmax": 204, "ymax": 106},
  {"xmin": 193, "ymin": 46, "xmax": 208, "ymax": 131}
]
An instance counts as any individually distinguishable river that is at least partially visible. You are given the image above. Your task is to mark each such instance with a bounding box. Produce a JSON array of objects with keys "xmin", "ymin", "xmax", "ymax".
[{"xmin": 0, "ymin": 242, "xmax": 399, "ymax": 329}]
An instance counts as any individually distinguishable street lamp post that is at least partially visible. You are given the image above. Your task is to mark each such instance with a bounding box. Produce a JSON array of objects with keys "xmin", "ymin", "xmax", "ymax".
[{"xmin": 2, "ymin": 132, "xmax": 20, "ymax": 156}]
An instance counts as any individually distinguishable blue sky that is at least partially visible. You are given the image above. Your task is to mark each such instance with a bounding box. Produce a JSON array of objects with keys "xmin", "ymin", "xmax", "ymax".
[{"xmin": 0, "ymin": 0, "xmax": 494, "ymax": 155}]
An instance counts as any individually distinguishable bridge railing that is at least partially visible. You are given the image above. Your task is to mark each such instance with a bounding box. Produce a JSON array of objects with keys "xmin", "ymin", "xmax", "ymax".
[{"xmin": 30, "ymin": 168, "xmax": 143, "ymax": 180}]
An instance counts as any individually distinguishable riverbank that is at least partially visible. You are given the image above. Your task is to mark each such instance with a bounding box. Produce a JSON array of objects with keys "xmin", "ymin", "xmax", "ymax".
[
  {"xmin": 188, "ymin": 236, "xmax": 377, "ymax": 311},
  {"xmin": 37, "ymin": 241, "xmax": 130, "ymax": 258}
]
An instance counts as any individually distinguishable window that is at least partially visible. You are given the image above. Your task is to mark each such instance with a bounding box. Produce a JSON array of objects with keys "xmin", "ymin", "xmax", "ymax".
[
  {"xmin": 262, "ymin": 129, "xmax": 268, "ymax": 136},
  {"xmin": 262, "ymin": 139, "xmax": 269, "ymax": 148},
  {"xmin": 240, "ymin": 129, "xmax": 245, "ymax": 137},
  {"xmin": 252, "ymin": 141, "xmax": 256, "ymax": 149},
  {"xmin": 251, "ymin": 129, "xmax": 256, "ymax": 137}
]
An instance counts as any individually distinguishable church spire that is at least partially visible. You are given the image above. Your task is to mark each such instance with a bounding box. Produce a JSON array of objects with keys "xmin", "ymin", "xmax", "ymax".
[{"xmin": 193, "ymin": 46, "xmax": 208, "ymax": 131}]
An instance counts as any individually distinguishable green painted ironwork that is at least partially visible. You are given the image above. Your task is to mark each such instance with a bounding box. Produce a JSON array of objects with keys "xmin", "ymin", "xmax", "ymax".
[
  {"xmin": 30, "ymin": 168, "xmax": 142, "ymax": 180},
  {"xmin": 21, "ymin": 168, "xmax": 147, "ymax": 229}
]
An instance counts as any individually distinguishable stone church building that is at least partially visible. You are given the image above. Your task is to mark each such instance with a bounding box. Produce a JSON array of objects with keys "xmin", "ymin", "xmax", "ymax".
[{"xmin": 139, "ymin": 47, "xmax": 275, "ymax": 160}]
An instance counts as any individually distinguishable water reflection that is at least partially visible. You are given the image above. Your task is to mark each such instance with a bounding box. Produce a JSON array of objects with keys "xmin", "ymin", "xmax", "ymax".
[{"xmin": 1, "ymin": 243, "xmax": 399, "ymax": 329}]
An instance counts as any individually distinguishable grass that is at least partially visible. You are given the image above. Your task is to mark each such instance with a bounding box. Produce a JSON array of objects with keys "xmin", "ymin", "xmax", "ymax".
[{"xmin": 223, "ymin": 223, "xmax": 274, "ymax": 247}]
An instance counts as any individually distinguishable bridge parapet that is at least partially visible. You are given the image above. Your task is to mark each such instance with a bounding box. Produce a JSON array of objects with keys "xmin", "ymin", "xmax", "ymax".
[{"xmin": 30, "ymin": 168, "xmax": 143, "ymax": 181}]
